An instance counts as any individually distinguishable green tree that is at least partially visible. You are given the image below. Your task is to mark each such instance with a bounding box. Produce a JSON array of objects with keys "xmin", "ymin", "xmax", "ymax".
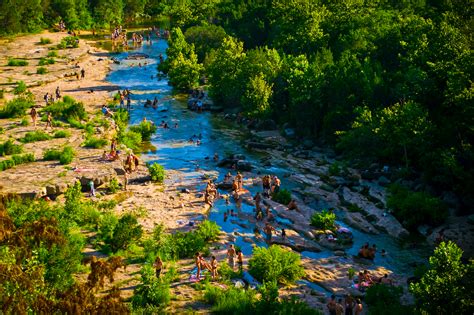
[
  {"xmin": 410, "ymin": 241, "xmax": 474, "ymax": 314},
  {"xmin": 206, "ymin": 36, "xmax": 246, "ymax": 107},
  {"xmin": 92, "ymin": 0, "xmax": 123, "ymax": 29},
  {"xmin": 241, "ymin": 73, "xmax": 273, "ymax": 118}
]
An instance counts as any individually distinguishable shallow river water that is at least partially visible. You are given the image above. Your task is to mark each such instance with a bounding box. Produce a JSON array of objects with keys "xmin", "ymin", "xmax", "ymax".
[{"xmin": 105, "ymin": 37, "xmax": 430, "ymax": 286}]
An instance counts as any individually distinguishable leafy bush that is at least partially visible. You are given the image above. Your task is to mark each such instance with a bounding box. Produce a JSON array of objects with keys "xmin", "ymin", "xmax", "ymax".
[
  {"xmin": 272, "ymin": 188, "xmax": 291, "ymax": 205},
  {"xmin": 108, "ymin": 214, "xmax": 143, "ymax": 253},
  {"xmin": 44, "ymin": 96, "xmax": 86, "ymax": 121},
  {"xmin": 131, "ymin": 265, "xmax": 171, "ymax": 309},
  {"xmin": 109, "ymin": 177, "xmax": 120, "ymax": 193},
  {"xmin": 129, "ymin": 121, "xmax": 157, "ymax": 141},
  {"xmin": 20, "ymin": 130, "xmax": 52, "ymax": 143},
  {"xmin": 310, "ymin": 210, "xmax": 336, "ymax": 231},
  {"xmin": 39, "ymin": 37, "xmax": 52, "ymax": 45},
  {"xmin": 38, "ymin": 57, "xmax": 55, "ymax": 66},
  {"xmin": 0, "ymin": 97, "xmax": 34, "ymax": 118},
  {"xmin": 43, "ymin": 148, "xmax": 61, "ymax": 161},
  {"xmin": 7, "ymin": 58, "xmax": 28, "ymax": 66},
  {"xmin": 365, "ymin": 284, "xmax": 407, "ymax": 315},
  {"xmin": 58, "ymin": 36, "xmax": 79, "ymax": 49},
  {"xmin": 195, "ymin": 220, "xmax": 221, "ymax": 242},
  {"xmin": 119, "ymin": 130, "xmax": 142, "ymax": 151},
  {"xmin": 59, "ymin": 146, "xmax": 75, "ymax": 164},
  {"xmin": 0, "ymin": 139, "xmax": 23, "ymax": 156},
  {"xmin": 249, "ymin": 245, "xmax": 304, "ymax": 285},
  {"xmin": 387, "ymin": 184, "xmax": 448, "ymax": 230},
  {"xmin": 0, "ymin": 89, "xmax": 4, "ymax": 99},
  {"xmin": 20, "ymin": 118, "xmax": 29, "ymax": 126},
  {"xmin": 148, "ymin": 162, "xmax": 165, "ymax": 182},
  {"xmin": 203, "ymin": 284, "xmax": 256, "ymax": 314},
  {"xmin": 53, "ymin": 130, "xmax": 71, "ymax": 138},
  {"xmin": 83, "ymin": 136, "xmax": 108, "ymax": 148},
  {"xmin": 13, "ymin": 81, "xmax": 28, "ymax": 95},
  {"xmin": 0, "ymin": 153, "xmax": 35, "ymax": 171},
  {"xmin": 170, "ymin": 230, "xmax": 208, "ymax": 259},
  {"xmin": 36, "ymin": 67, "xmax": 48, "ymax": 74}
]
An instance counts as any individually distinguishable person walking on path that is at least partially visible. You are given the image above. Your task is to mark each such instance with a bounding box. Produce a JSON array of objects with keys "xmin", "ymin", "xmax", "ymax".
[
  {"xmin": 227, "ymin": 244, "xmax": 236, "ymax": 270},
  {"xmin": 154, "ymin": 256, "xmax": 163, "ymax": 278}
]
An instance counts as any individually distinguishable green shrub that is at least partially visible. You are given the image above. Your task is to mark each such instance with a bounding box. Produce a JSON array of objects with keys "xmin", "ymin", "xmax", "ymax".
[
  {"xmin": 119, "ymin": 130, "xmax": 142, "ymax": 151},
  {"xmin": 170, "ymin": 230, "xmax": 208, "ymax": 259},
  {"xmin": 109, "ymin": 177, "xmax": 120, "ymax": 193},
  {"xmin": 0, "ymin": 139, "xmax": 23, "ymax": 156},
  {"xmin": 203, "ymin": 284, "xmax": 256, "ymax": 314},
  {"xmin": 20, "ymin": 130, "xmax": 52, "ymax": 143},
  {"xmin": 43, "ymin": 148, "xmax": 61, "ymax": 160},
  {"xmin": 328, "ymin": 162, "xmax": 341, "ymax": 176},
  {"xmin": 366, "ymin": 284, "xmax": 408, "ymax": 315},
  {"xmin": 272, "ymin": 188, "xmax": 291, "ymax": 205},
  {"xmin": 13, "ymin": 81, "xmax": 28, "ymax": 95},
  {"xmin": 249, "ymin": 245, "xmax": 304, "ymax": 285},
  {"xmin": 39, "ymin": 37, "xmax": 52, "ymax": 45},
  {"xmin": 0, "ymin": 153, "xmax": 35, "ymax": 171},
  {"xmin": 38, "ymin": 57, "xmax": 55, "ymax": 66},
  {"xmin": 0, "ymin": 97, "xmax": 34, "ymax": 118},
  {"xmin": 47, "ymin": 50, "xmax": 58, "ymax": 58},
  {"xmin": 387, "ymin": 184, "xmax": 448, "ymax": 230},
  {"xmin": 53, "ymin": 130, "xmax": 71, "ymax": 138},
  {"xmin": 83, "ymin": 136, "xmax": 108, "ymax": 148},
  {"xmin": 147, "ymin": 162, "xmax": 165, "ymax": 182},
  {"xmin": 44, "ymin": 96, "xmax": 86, "ymax": 121},
  {"xmin": 196, "ymin": 220, "xmax": 221, "ymax": 242},
  {"xmin": 129, "ymin": 121, "xmax": 157, "ymax": 141},
  {"xmin": 58, "ymin": 36, "xmax": 79, "ymax": 49},
  {"xmin": 131, "ymin": 265, "xmax": 171, "ymax": 309},
  {"xmin": 43, "ymin": 146, "xmax": 75, "ymax": 164},
  {"xmin": 310, "ymin": 210, "xmax": 336, "ymax": 231},
  {"xmin": 59, "ymin": 146, "xmax": 75, "ymax": 164},
  {"xmin": 67, "ymin": 117, "xmax": 86, "ymax": 129},
  {"xmin": 20, "ymin": 118, "xmax": 29, "ymax": 126},
  {"xmin": 7, "ymin": 58, "xmax": 28, "ymax": 66},
  {"xmin": 0, "ymin": 89, "xmax": 4, "ymax": 99},
  {"xmin": 108, "ymin": 214, "xmax": 143, "ymax": 253},
  {"xmin": 36, "ymin": 67, "xmax": 48, "ymax": 74}
]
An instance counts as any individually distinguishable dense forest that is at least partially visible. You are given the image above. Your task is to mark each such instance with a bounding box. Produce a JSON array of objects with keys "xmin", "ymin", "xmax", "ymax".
[{"xmin": 2, "ymin": 0, "xmax": 471, "ymax": 214}]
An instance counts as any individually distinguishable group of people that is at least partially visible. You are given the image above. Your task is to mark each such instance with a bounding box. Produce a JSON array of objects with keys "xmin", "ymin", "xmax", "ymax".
[
  {"xmin": 357, "ymin": 242, "xmax": 384, "ymax": 260},
  {"xmin": 327, "ymin": 294, "xmax": 363, "ymax": 315},
  {"xmin": 43, "ymin": 86, "xmax": 61, "ymax": 105},
  {"xmin": 261, "ymin": 174, "xmax": 280, "ymax": 197},
  {"xmin": 355, "ymin": 269, "xmax": 393, "ymax": 292},
  {"xmin": 205, "ymin": 180, "xmax": 218, "ymax": 206},
  {"xmin": 195, "ymin": 252, "xmax": 220, "ymax": 280},
  {"xmin": 101, "ymin": 139, "xmax": 120, "ymax": 162},
  {"xmin": 118, "ymin": 89, "xmax": 132, "ymax": 111}
]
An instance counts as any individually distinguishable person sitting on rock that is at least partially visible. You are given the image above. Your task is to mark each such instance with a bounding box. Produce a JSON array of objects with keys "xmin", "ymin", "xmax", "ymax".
[
  {"xmin": 379, "ymin": 274, "xmax": 393, "ymax": 285},
  {"xmin": 367, "ymin": 244, "xmax": 377, "ymax": 260},
  {"xmin": 287, "ymin": 199, "xmax": 299, "ymax": 211},
  {"xmin": 235, "ymin": 172, "xmax": 243, "ymax": 190},
  {"xmin": 224, "ymin": 172, "xmax": 232, "ymax": 182}
]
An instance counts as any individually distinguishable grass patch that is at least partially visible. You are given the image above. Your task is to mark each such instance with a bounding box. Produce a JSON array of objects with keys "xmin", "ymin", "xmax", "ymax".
[
  {"xmin": 13, "ymin": 81, "xmax": 28, "ymax": 95},
  {"xmin": 83, "ymin": 136, "xmax": 108, "ymax": 148},
  {"xmin": 47, "ymin": 50, "xmax": 58, "ymax": 58},
  {"xmin": 57, "ymin": 36, "xmax": 79, "ymax": 49},
  {"xmin": 39, "ymin": 37, "xmax": 52, "ymax": 45},
  {"xmin": 129, "ymin": 121, "xmax": 157, "ymax": 141},
  {"xmin": 0, "ymin": 139, "xmax": 23, "ymax": 156},
  {"xmin": 53, "ymin": 130, "xmax": 71, "ymax": 138},
  {"xmin": 0, "ymin": 153, "xmax": 35, "ymax": 171},
  {"xmin": 36, "ymin": 67, "xmax": 48, "ymax": 74},
  {"xmin": 44, "ymin": 96, "xmax": 86, "ymax": 121},
  {"xmin": 38, "ymin": 57, "xmax": 55, "ymax": 66},
  {"xmin": 0, "ymin": 97, "xmax": 34, "ymax": 118},
  {"xmin": 272, "ymin": 188, "xmax": 291, "ymax": 205},
  {"xmin": 20, "ymin": 130, "xmax": 52, "ymax": 143},
  {"xmin": 43, "ymin": 146, "xmax": 75, "ymax": 165},
  {"xmin": 7, "ymin": 58, "xmax": 28, "ymax": 66}
]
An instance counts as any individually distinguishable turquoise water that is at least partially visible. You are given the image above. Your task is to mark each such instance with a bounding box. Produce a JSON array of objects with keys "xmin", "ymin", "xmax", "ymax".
[{"xmin": 105, "ymin": 38, "xmax": 430, "ymax": 284}]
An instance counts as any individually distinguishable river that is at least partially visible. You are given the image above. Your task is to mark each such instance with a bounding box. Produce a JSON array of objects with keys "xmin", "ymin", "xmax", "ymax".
[{"xmin": 104, "ymin": 36, "xmax": 430, "ymax": 289}]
